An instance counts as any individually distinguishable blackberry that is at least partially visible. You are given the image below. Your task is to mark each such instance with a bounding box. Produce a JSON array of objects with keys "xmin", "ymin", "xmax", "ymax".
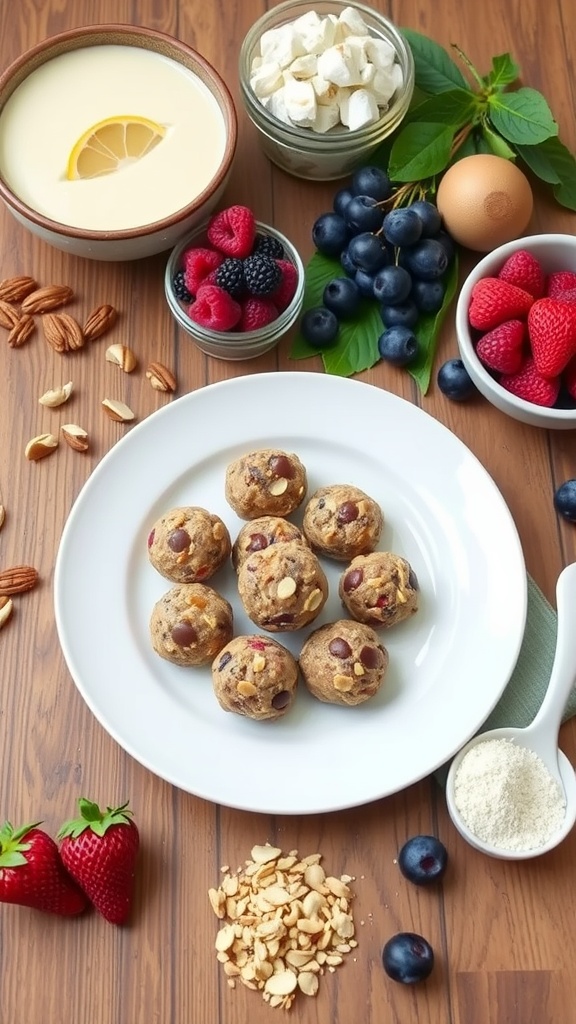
[
  {"xmin": 172, "ymin": 268, "xmax": 193, "ymax": 303},
  {"xmin": 253, "ymin": 233, "xmax": 285, "ymax": 259},
  {"xmin": 215, "ymin": 257, "xmax": 245, "ymax": 298},
  {"xmin": 243, "ymin": 254, "xmax": 282, "ymax": 297}
]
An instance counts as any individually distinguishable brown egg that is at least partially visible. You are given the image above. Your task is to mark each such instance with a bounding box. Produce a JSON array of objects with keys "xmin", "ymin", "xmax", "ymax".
[{"xmin": 436, "ymin": 154, "xmax": 533, "ymax": 252}]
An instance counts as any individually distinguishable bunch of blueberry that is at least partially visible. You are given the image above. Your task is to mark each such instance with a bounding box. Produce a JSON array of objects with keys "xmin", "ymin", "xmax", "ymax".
[{"xmin": 301, "ymin": 165, "xmax": 456, "ymax": 368}]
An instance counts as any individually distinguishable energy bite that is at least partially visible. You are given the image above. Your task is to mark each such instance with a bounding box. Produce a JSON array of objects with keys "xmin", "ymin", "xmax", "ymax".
[
  {"xmin": 225, "ymin": 448, "xmax": 307, "ymax": 519},
  {"xmin": 302, "ymin": 483, "xmax": 384, "ymax": 561},
  {"xmin": 212, "ymin": 634, "xmax": 299, "ymax": 721},
  {"xmin": 147, "ymin": 506, "xmax": 231, "ymax": 584},
  {"xmin": 232, "ymin": 515, "xmax": 307, "ymax": 573},
  {"xmin": 299, "ymin": 620, "xmax": 389, "ymax": 706},
  {"xmin": 150, "ymin": 583, "xmax": 233, "ymax": 667},
  {"xmin": 237, "ymin": 540, "xmax": 328, "ymax": 632},
  {"xmin": 339, "ymin": 551, "xmax": 419, "ymax": 628}
]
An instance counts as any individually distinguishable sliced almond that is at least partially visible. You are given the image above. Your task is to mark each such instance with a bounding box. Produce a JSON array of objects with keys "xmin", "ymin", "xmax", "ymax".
[
  {"xmin": 39, "ymin": 381, "xmax": 74, "ymax": 408},
  {"xmin": 61, "ymin": 424, "xmax": 89, "ymax": 452},
  {"xmin": 24, "ymin": 433, "xmax": 59, "ymax": 461},
  {"xmin": 0, "ymin": 596, "xmax": 13, "ymax": 630},
  {"xmin": 101, "ymin": 398, "xmax": 135, "ymax": 423},
  {"xmin": 0, "ymin": 504, "xmax": 5, "ymax": 530},
  {"xmin": 106, "ymin": 342, "xmax": 138, "ymax": 372}
]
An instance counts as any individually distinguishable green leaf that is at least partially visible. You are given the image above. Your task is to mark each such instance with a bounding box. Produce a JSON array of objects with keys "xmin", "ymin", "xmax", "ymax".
[
  {"xmin": 408, "ymin": 254, "xmax": 460, "ymax": 394},
  {"xmin": 483, "ymin": 52, "xmax": 520, "ymax": 89},
  {"xmin": 404, "ymin": 88, "xmax": 479, "ymax": 128},
  {"xmin": 515, "ymin": 137, "xmax": 576, "ymax": 210},
  {"xmin": 481, "ymin": 123, "xmax": 517, "ymax": 159},
  {"xmin": 489, "ymin": 87, "xmax": 558, "ymax": 144},
  {"xmin": 388, "ymin": 122, "xmax": 455, "ymax": 181},
  {"xmin": 321, "ymin": 303, "xmax": 382, "ymax": 376},
  {"xmin": 400, "ymin": 28, "xmax": 469, "ymax": 93}
]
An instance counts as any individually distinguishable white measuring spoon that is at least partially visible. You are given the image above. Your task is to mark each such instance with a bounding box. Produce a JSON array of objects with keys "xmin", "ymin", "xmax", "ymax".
[{"xmin": 446, "ymin": 561, "xmax": 576, "ymax": 859}]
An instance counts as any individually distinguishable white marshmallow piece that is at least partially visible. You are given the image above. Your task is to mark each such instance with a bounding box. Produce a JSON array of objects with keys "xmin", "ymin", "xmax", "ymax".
[
  {"xmin": 258, "ymin": 23, "xmax": 306, "ymax": 69},
  {"xmin": 317, "ymin": 42, "xmax": 364, "ymax": 87},
  {"xmin": 249, "ymin": 60, "xmax": 284, "ymax": 98},
  {"xmin": 311, "ymin": 102, "xmax": 343, "ymax": 133},
  {"xmin": 365, "ymin": 36, "xmax": 397, "ymax": 71},
  {"xmin": 339, "ymin": 87, "xmax": 379, "ymax": 130},
  {"xmin": 288, "ymin": 54, "xmax": 318, "ymax": 80},
  {"xmin": 371, "ymin": 64, "xmax": 402, "ymax": 106},
  {"xmin": 291, "ymin": 10, "xmax": 338, "ymax": 54},
  {"xmin": 336, "ymin": 6, "xmax": 371, "ymax": 39},
  {"xmin": 282, "ymin": 74, "xmax": 318, "ymax": 126},
  {"xmin": 261, "ymin": 87, "xmax": 292, "ymax": 126}
]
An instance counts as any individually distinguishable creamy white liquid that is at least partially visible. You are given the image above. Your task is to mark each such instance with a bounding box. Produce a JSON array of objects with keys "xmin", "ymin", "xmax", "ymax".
[{"xmin": 0, "ymin": 45, "xmax": 227, "ymax": 230}]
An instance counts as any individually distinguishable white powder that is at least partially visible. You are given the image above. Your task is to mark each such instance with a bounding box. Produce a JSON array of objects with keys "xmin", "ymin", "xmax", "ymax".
[{"xmin": 453, "ymin": 737, "xmax": 566, "ymax": 852}]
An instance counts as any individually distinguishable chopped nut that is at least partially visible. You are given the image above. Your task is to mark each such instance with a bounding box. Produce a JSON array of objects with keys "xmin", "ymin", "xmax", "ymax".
[
  {"xmin": 25, "ymin": 433, "xmax": 59, "ymax": 461},
  {"xmin": 277, "ymin": 576, "xmax": 296, "ymax": 599},
  {"xmin": 101, "ymin": 398, "xmax": 136, "ymax": 423},
  {"xmin": 146, "ymin": 360, "xmax": 177, "ymax": 393},
  {"xmin": 303, "ymin": 588, "xmax": 324, "ymax": 612},
  {"xmin": 236, "ymin": 680, "xmax": 258, "ymax": 697},
  {"xmin": 268, "ymin": 477, "xmax": 288, "ymax": 496},
  {"xmin": 0, "ymin": 596, "xmax": 13, "ymax": 630},
  {"xmin": 333, "ymin": 674, "xmax": 354, "ymax": 692},
  {"xmin": 106, "ymin": 342, "xmax": 137, "ymax": 372},
  {"xmin": 61, "ymin": 424, "xmax": 89, "ymax": 452},
  {"xmin": 7, "ymin": 314, "xmax": 35, "ymax": 348},
  {"xmin": 83, "ymin": 303, "xmax": 117, "ymax": 341},
  {"xmin": 39, "ymin": 381, "xmax": 74, "ymax": 408}
]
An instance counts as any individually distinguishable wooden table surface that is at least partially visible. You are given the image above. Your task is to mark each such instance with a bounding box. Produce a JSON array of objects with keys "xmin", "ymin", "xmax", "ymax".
[{"xmin": 1, "ymin": 1, "xmax": 576, "ymax": 1022}]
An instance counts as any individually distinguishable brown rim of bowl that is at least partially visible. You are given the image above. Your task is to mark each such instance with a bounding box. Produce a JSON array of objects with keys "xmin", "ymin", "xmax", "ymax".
[{"xmin": 0, "ymin": 23, "xmax": 238, "ymax": 240}]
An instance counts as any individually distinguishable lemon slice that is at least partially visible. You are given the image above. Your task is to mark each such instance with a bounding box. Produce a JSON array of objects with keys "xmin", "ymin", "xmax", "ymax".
[{"xmin": 66, "ymin": 115, "xmax": 166, "ymax": 180}]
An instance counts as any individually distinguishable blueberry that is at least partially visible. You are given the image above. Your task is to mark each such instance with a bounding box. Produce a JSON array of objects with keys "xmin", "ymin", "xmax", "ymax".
[
  {"xmin": 383, "ymin": 208, "xmax": 423, "ymax": 247},
  {"xmin": 300, "ymin": 306, "xmax": 340, "ymax": 348},
  {"xmin": 554, "ymin": 480, "xmax": 576, "ymax": 521},
  {"xmin": 380, "ymin": 300, "xmax": 419, "ymax": 330},
  {"xmin": 382, "ymin": 933, "xmax": 434, "ymax": 984},
  {"xmin": 350, "ymin": 165, "xmax": 392, "ymax": 201},
  {"xmin": 354, "ymin": 269, "xmax": 377, "ymax": 298},
  {"xmin": 378, "ymin": 325, "xmax": 419, "ymax": 366},
  {"xmin": 435, "ymin": 229, "xmax": 456, "ymax": 264},
  {"xmin": 412, "ymin": 278, "xmax": 446, "ymax": 313},
  {"xmin": 347, "ymin": 232, "xmax": 388, "ymax": 273},
  {"xmin": 402, "ymin": 238, "xmax": 449, "ymax": 281},
  {"xmin": 372, "ymin": 265, "xmax": 412, "ymax": 305},
  {"xmin": 398, "ymin": 835, "xmax": 448, "ymax": 886},
  {"xmin": 312, "ymin": 212, "xmax": 349, "ymax": 258},
  {"xmin": 322, "ymin": 276, "xmax": 361, "ymax": 319},
  {"xmin": 340, "ymin": 246, "xmax": 358, "ymax": 277},
  {"xmin": 410, "ymin": 199, "xmax": 442, "ymax": 238},
  {"xmin": 333, "ymin": 187, "xmax": 354, "ymax": 218},
  {"xmin": 437, "ymin": 358, "xmax": 476, "ymax": 401},
  {"xmin": 345, "ymin": 195, "xmax": 385, "ymax": 234}
]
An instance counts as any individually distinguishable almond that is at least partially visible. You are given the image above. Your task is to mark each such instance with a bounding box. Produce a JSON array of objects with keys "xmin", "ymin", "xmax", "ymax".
[
  {"xmin": 0, "ymin": 275, "xmax": 38, "ymax": 303},
  {"xmin": 106, "ymin": 342, "xmax": 137, "ymax": 372},
  {"xmin": 39, "ymin": 381, "xmax": 74, "ymax": 408},
  {"xmin": 0, "ymin": 299, "xmax": 19, "ymax": 330},
  {"xmin": 0, "ymin": 596, "xmax": 13, "ymax": 630},
  {"xmin": 42, "ymin": 312, "xmax": 84, "ymax": 353},
  {"xmin": 7, "ymin": 314, "xmax": 35, "ymax": 348},
  {"xmin": 0, "ymin": 565, "xmax": 39, "ymax": 596},
  {"xmin": 83, "ymin": 303, "xmax": 118, "ymax": 341},
  {"xmin": 146, "ymin": 361, "xmax": 177, "ymax": 392},
  {"xmin": 25, "ymin": 433, "xmax": 59, "ymax": 461},
  {"xmin": 0, "ymin": 504, "xmax": 5, "ymax": 531},
  {"xmin": 101, "ymin": 398, "xmax": 136, "ymax": 423},
  {"xmin": 22, "ymin": 284, "xmax": 74, "ymax": 314},
  {"xmin": 61, "ymin": 423, "xmax": 89, "ymax": 452}
]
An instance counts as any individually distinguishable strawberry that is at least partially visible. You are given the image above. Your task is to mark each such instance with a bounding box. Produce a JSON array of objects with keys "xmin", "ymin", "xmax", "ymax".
[
  {"xmin": 272, "ymin": 259, "xmax": 299, "ymax": 312},
  {"xmin": 546, "ymin": 270, "xmax": 576, "ymax": 298},
  {"xmin": 500, "ymin": 357, "xmax": 561, "ymax": 407},
  {"xmin": 527, "ymin": 297, "xmax": 576, "ymax": 378},
  {"xmin": 57, "ymin": 799, "xmax": 139, "ymax": 925},
  {"xmin": 183, "ymin": 247, "xmax": 223, "ymax": 296},
  {"xmin": 468, "ymin": 277, "xmax": 534, "ymax": 331},
  {"xmin": 498, "ymin": 249, "xmax": 545, "ymax": 298},
  {"xmin": 188, "ymin": 283, "xmax": 242, "ymax": 331},
  {"xmin": 475, "ymin": 319, "xmax": 526, "ymax": 374},
  {"xmin": 0, "ymin": 820, "xmax": 88, "ymax": 916},
  {"xmin": 239, "ymin": 296, "xmax": 278, "ymax": 332},
  {"xmin": 207, "ymin": 205, "xmax": 256, "ymax": 258}
]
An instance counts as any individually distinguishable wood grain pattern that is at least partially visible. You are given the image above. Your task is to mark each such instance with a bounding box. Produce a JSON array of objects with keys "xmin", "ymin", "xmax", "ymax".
[{"xmin": 1, "ymin": 1, "xmax": 576, "ymax": 1023}]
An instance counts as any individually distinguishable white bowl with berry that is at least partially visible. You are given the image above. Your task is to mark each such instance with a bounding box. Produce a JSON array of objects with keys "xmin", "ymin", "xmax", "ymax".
[
  {"xmin": 455, "ymin": 234, "xmax": 576, "ymax": 429},
  {"xmin": 165, "ymin": 204, "xmax": 305, "ymax": 359}
]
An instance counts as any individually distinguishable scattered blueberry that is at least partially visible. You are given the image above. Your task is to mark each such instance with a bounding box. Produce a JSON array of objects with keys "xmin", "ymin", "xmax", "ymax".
[
  {"xmin": 410, "ymin": 199, "xmax": 442, "ymax": 237},
  {"xmin": 350, "ymin": 164, "xmax": 392, "ymax": 201},
  {"xmin": 554, "ymin": 480, "xmax": 576, "ymax": 522},
  {"xmin": 322, "ymin": 277, "xmax": 361, "ymax": 319},
  {"xmin": 383, "ymin": 207, "xmax": 423, "ymax": 247},
  {"xmin": 378, "ymin": 325, "xmax": 419, "ymax": 366},
  {"xmin": 402, "ymin": 238, "xmax": 449, "ymax": 281},
  {"xmin": 345, "ymin": 194, "xmax": 384, "ymax": 234},
  {"xmin": 380, "ymin": 300, "xmax": 419, "ymax": 330},
  {"xmin": 398, "ymin": 835, "xmax": 448, "ymax": 886},
  {"xmin": 312, "ymin": 212, "xmax": 349, "ymax": 258},
  {"xmin": 372, "ymin": 265, "xmax": 412, "ymax": 305},
  {"xmin": 347, "ymin": 232, "xmax": 389, "ymax": 273},
  {"xmin": 382, "ymin": 932, "xmax": 435, "ymax": 984},
  {"xmin": 412, "ymin": 278, "xmax": 446, "ymax": 313},
  {"xmin": 437, "ymin": 358, "xmax": 476, "ymax": 401},
  {"xmin": 300, "ymin": 306, "xmax": 340, "ymax": 348}
]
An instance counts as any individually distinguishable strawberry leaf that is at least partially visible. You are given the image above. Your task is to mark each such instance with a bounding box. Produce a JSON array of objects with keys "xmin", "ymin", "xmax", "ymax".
[
  {"xmin": 488, "ymin": 87, "xmax": 558, "ymax": 145},
  {"xmin": 387, "ymin": 123, "xmax": 456, "ymax": 181},
  {"xmin": 400, "ymin": 28, "xmax": 469, "ymax": 93},
  {"xmin": 482, "ymin": 53, "xmax": 520, "ymax": 89}
]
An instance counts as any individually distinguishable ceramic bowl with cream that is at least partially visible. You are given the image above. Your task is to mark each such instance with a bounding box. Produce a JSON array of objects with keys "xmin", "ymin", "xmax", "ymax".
[{"xmin": 0, "ymin": 25, "xmax": 237, "ymax": 260}]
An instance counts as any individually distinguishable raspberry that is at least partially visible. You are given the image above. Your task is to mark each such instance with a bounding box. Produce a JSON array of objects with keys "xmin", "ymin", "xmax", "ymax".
[
  {"xmin": 468, "ymin": 277, "xmax": 534, "ymax": 331},
  {"xmin": 475, "ymin": 319, "xmax": 526, "ymax": 374},
  {"xmin": 183, "ymin": 246, "xmax": 223, "ymax": 296},
  {"xmin": 243, "ymin": 254, "xmax": 282, "ymax": 296},
  {"xmin": 546, "ymin": 271, "xmax": 576, "ymax": 298},
  {"xmin": 500, "ymin": 357, "xmax": 560, "ymax": 407},
  {"xmin": 253, "ymin": 233, "xmax": 285, "ymax": 259},
  {"xmin": 172, "ymin": 268, "xmax": 193, "ymax": 303},
  {"xmin": 239, "ymin": 296, "xmax": 278, "ymax": 332},
  {"xmin": 215, "ymin": 258, "xmax": 245, "ymax": 298},
  {"xmin": 527, "ymin": 297, "xmax": 576, "ymax": 378},
  {"xmin": 188, "ymin": 283, "xmax": 241, "ymax": 332},
  {"xmin": 272, "ymin": 259, "xmax": 299, "ymax": 311},
  {"xmin": 498, "ymin": 249, "xmax": 545, "ymax": 298},
  {"xmin": 207, "ymin": 205, "xmax": 256, "ymax": 258}
]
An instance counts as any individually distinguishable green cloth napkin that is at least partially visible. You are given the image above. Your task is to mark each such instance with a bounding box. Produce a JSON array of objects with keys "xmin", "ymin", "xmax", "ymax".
[{"xmin": 435, "ymin": 575, "xmax": 576, "ymax": 785}]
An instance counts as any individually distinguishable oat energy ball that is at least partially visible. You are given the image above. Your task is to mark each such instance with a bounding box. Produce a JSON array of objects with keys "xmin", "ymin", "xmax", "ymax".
[
  {"xmin": 302, "ymin": 483, "xmax": 384, "ymax": 561},
  {"xmin": 238, "ymin": 540, "xmax": 328, "ymax": 632},
  {"xmin": 150, "ymin": 583, "xmax": 233, "ymax": 667},
  {"xmin": 225, "ymin": 448, "xmax": 307, "ymax": 519},
  {"xmin": 299, "ymin": 620, "xmax": 389, "ymax": 706},
  {"xmin": 147, "ymin": 506, "xmax": 231, "ymax": 584},
  {"xmin": 232, "ymin": 515, "xmax": 307, "ymax": 572},
  {"xmin": 339, "ymin": 551, "xmax": 419, "ymax": 628},
  {"xmin": 212, "ymin": 635, "xmax": 299, "ymax": 721}
]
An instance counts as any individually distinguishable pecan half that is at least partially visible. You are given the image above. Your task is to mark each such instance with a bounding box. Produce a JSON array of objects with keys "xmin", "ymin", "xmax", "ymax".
[
  {"xmin": 42, "ymin": 312, "xmax": 84, "ymax": 353},
  {"xmin": 8, "ymin": 314, "xmax": 35, "ymax": 349},
  {"xmin": 146, "ymin": 361, "xmax": 177, "ymax": 393},
  {"xmin": 0, "ymin": 275, "xmax": 38, "ymax": 303},
  {"xmin": 0, "ymin": 300, "xmax": 19, "ymax": 330},
  {"xmin": 83, "ymin": 303, "xmax": 117, "ymax": 341},
  {"xmin": 22, "ymin": 284, "xmax": 74, "ymax": 315}
]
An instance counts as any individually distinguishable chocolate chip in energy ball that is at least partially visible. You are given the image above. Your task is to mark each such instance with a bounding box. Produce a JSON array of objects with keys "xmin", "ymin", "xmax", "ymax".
[
  {"xmin": 167, "ymin": 528, "xmax": 191, "ymax": 552},
  {"xmin": 268, "ymin": 453, "xmax": 295, "ymax": 479}
]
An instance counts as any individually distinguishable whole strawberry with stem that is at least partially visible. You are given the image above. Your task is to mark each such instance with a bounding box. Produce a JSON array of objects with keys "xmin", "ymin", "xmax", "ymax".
[
  {"xmin": 0, "ymin": 820, "xmax": 88, "ymax": 916},
  {"xmin": 57, "ymin": 798, "xmax": 139, "ymax": 925}
]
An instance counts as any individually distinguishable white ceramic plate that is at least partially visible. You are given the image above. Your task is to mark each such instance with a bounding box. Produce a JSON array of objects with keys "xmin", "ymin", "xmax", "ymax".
[{"xmin": 54, "ymin": 372, "xmax": 527, "ymax": 814}]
